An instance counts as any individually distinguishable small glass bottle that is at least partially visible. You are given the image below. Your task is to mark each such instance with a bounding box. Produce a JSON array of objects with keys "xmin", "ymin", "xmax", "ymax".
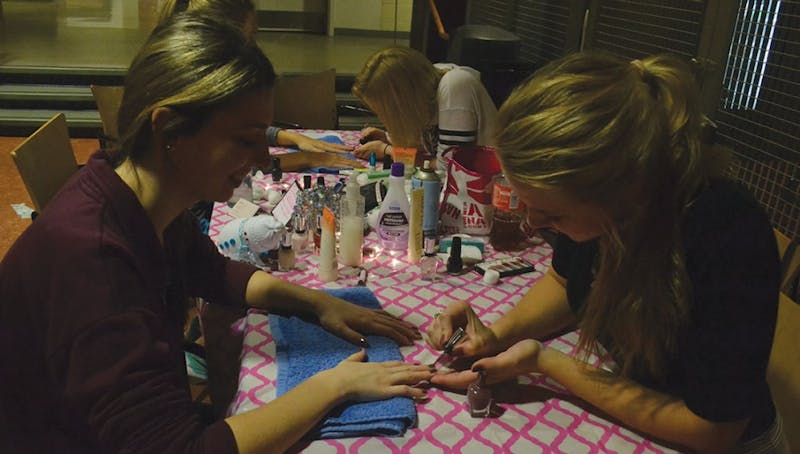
[
  {"xmin": 418, "ymin": 234, "xmax": 439, "ymax": 281},
  {"xmin": 291, "ymin": 213, "xmax": 308, "ymax": 253},
  {"xmin": 467, "ymin": 370, "xmax": 493, "ymax": 418},
  {"xmin": 278, "ymin": 228, "xmax": 295, "ymax": 271},
  {"xmin": 489, "ymin": 174, "xmax": 527, "ymax": 251}
]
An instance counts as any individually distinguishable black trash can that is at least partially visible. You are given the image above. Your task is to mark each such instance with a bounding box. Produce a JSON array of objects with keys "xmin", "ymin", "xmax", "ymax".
[{"xmin": 446, "ymin": 24, "xmax": 535, "ymax": 107}]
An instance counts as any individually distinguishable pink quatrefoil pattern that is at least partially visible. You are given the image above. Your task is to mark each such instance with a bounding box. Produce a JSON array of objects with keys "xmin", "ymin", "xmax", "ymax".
[{"xmin": 208, "ymin": 133, "xmax": 677, "ymax": 453}]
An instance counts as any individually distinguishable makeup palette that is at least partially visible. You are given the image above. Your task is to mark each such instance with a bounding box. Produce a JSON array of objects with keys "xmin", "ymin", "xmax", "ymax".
[{"xmin": 475, "ymin": 257, "xmax": 538, "ymax": 278}]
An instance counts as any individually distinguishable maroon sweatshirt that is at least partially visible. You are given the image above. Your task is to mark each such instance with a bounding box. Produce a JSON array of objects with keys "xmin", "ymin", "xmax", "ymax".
[{"xmin": 0, "ymin": 152, "xmax": 257, "ymax": 452}]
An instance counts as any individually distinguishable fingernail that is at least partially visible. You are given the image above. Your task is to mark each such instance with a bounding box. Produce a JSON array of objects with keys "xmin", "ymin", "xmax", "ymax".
[
  {"xmin": 360, "ymin": 337, "xmax": 370, "ymax": 347},
  {"xmin": 412, "ymin": 380, "xmax": 430, "ymax": 388}
]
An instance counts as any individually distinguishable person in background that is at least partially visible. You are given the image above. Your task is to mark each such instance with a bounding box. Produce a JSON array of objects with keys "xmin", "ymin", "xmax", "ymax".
[
  {"xmin": 0, "ymin": 13, "xmax": 430, "ymax": 453},
  {"xmin": 352, "ymin": 47, "xmax": 498, "ymax": 171},
  {"xmin": 426, "ymin": 52, "xmax": 788, "ymax": 453},
  {"xmin": 159, "ymin": 0, "xmax": 357, "ymax": 159}
]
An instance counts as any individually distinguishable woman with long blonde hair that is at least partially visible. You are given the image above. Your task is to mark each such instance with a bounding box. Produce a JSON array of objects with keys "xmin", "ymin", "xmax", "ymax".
[
  {"xmin": 426, "ymin": 52, "xmax": 786, "ymax": 452},
  {"xmin": 352, "ymin": 47, "xmax": 497, "ymax": 171}
]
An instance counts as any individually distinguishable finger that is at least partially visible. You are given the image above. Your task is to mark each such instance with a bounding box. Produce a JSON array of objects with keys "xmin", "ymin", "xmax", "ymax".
[
  {"xmin": 344, "ymin": 349, "xmax": 367, "ymax": 363},
  {"xmin": 336, "ymin": 324, "xmax": 369, "ymax": 347},
  {"xmin": 375, "ymin": 310, "xmax": 419, "ymax": 334},
  {"xmin": 324, "ymin": 143, "xmax": 354, "ymax": 152},
  {"xmin": 430, "ymin": 369, "xmax": 478, "ymax": 390}
]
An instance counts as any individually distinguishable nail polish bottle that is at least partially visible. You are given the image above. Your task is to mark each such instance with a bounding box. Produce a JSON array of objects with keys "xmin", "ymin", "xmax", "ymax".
[
  {"xmin": 467, "ymin": 370, "xmax": 493, "ymax": 418},
  {"xmin": 271, "ymin": 156, "xmax": 283, "ymax": 183},
  {"xmin": 291, "ymin": 213, "xmax": 308, "ymax": 253},
  {"xmin": 446, "ymin": 236, "xmax": 463, "ymax": 274},
  {"xmin": 418, "ymin": 234, "xmax": 439, "ymax": 281},
  {"xmin": 278, "ymin": 228, "xmax": 295, "ymax": 271}
]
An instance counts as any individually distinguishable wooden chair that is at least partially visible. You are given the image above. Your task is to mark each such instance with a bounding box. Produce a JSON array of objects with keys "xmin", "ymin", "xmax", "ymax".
[
  {"xmin": 768, "ymin": 228, "xmax": 800, "ymax": 451},
  {"xmin": 90, "ymin": 84, "xmax": 124, "ymax": 147},
  {"xmin": 273, "ymin": 68, "xmax": 337, "ymax": 130},
  {"xmin": 10, "ymin": 113, "xmax": 79, "ymax": 214}
]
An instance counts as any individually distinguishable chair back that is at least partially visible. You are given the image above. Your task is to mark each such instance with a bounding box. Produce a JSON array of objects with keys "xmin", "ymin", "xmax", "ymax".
[
  {"xmin": 10, "ymin": 113, "xmax": 78, "ymax": 213},
  {"xmin": 273, "ymin": 69, "xmax": 337, "ymax": 130},
  {"xmin": 90, "ymin": 84, "xmax": 124, "ymax": 144},
  {"xmin": 768, "ymin": 228, "xmax": 800, "ymax": 451}
]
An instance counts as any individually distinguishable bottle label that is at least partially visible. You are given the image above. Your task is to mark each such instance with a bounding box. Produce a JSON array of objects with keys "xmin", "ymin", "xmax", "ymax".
[{"xmin": 492, "ymin": 181, "xmax": 523, "ymax": 212}]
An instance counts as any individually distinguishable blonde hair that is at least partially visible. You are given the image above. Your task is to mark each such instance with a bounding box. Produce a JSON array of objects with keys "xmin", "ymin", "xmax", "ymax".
[
  {"xmin": 352, "ymin": 47, "xmax": 441, "ymax": 149},
  {"xmin": 495, "ymin": 52, "xmax": 727, "ymax": 381},
  {"xmin": 116, "ymin": 11, "xmax": 275, "ymax": 166}
]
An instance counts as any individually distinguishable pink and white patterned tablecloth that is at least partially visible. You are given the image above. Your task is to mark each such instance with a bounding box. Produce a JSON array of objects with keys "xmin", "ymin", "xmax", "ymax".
[{"xmin": 207, "ymin": 131, "xmax": 678, "ymax": 453}]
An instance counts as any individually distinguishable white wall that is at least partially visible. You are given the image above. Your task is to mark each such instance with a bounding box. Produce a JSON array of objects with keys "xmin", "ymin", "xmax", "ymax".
[{"xmin": 330, "ymin": 0, "xmax": 411, "ymax": 33}]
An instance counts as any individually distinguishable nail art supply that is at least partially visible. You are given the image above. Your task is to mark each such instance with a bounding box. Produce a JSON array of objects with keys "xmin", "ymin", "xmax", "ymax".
[
  {"xmin": 475, "ymin": 257, "xmax": 537, "ymax": 278},
  {"xmin": 467, "ymin": 370, "xmax": 493, "ymax": 418},
  {"xmin": 430, "ymin": 327, "xmax": 466, "ymax": 367}
]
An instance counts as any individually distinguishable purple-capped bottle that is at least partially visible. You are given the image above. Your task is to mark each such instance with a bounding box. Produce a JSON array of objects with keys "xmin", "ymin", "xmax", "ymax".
[{"xmin": 376, "ymin": 162, "xmax": 411, "ymax": 253}]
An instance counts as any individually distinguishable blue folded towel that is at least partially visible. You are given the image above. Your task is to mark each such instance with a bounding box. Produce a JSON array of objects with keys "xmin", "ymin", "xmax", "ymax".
[
  {"xmin": 270, "ymin": 287, "xmax": 416, "ymax": 439},
  {"xmin": 288, "ymin": 134, "xmax": 355, "ymax": 174}
]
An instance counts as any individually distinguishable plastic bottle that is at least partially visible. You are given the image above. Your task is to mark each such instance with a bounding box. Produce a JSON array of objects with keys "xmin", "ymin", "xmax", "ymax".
[
  {"xmin": 339, "ymin": 178, "xmax": 365, "ymax": 267},
  {"xmin": 377, "ymin": 162, "xmax": 411, "ymax": 254},
  {"xmin": 318, "ymin": 207, "xmax": 338, "ymax": 282},
  {"xmin": 412, "ymin": 159, "xmax": 442, "ymax": 236},
  {"xmin": 489, "ymin": 174, "xmax": 527, "ymax": 251}
]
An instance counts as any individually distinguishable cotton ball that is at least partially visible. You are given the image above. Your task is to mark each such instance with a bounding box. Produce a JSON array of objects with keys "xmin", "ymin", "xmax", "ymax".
[
  {"xmin": 266, "ymin": 189, "xmax": 283, "ymax": 205},
  {"xmin": 482, "ymin": 269, "xmax": 500, "ymax": 285}
]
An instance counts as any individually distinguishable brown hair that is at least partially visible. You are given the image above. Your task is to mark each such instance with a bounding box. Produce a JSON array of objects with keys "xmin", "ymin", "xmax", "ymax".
[
  {"xmin": 495, "ymin": 52, "xmax": 728, "ymax": 381},
  {"xmin": 352, "ymin": 47, "xmax": 441, "ymax": 149},
  {"xmin": 116, "ymin": 11, "xmax": 275, "ymax": 166},
  {"xmin": 157, "ymin": 0, "xmax": 255, "ymax": 35}
]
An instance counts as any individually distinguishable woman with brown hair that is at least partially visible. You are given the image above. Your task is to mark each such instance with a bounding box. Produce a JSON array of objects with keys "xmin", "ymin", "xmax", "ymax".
[
  {"xmin": 426, "ymin": 52, "xmax": 787, "ymax": 452},
  {"xmin": 160, "ymin": 0, "xmax": 357, "ymax": 158},
  {"xmin": 0, "ymin": 13, "xmax": 429, "ymax": 452}
]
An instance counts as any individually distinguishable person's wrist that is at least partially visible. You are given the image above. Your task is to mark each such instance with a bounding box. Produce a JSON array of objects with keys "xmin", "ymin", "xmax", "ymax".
[{"xmin": 536, "ymin": 344, "xmax": 561, "ymax": 375}]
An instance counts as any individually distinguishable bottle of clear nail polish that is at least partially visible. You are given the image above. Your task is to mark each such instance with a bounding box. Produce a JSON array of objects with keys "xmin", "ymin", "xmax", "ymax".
[
  {"xmin": 418, "ymin": 234, "xmax": 439, "ymax": 281},
  {"xmin": 467, "ymin": 370, "xmax": 493, "ymax": 418}
]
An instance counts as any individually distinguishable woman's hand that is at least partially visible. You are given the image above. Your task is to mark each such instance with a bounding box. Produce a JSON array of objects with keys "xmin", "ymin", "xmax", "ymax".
[
  {"xmin": 326, "ymin": 350, "xmax": 433, "ymax": 402},
  {"xmin": 354, "ymin": 140, "xmax": 390, "ymax": 160},
  {"xmin": 278, "ymin": 151, "xmax": 364, "ymax": 172},
  {"xmin": 292, "ymin": 134, "xmax": 354, "ymax": 153},
  {"xmin": 316, "ymin": 293, "xmax": 421, "ymax": 346},
  {"xmin": 360, "ymin": 126, "xmax": 387, "ymax": 144},
  {"xmin": 426, "ymin": 300, "xmax": 498, "ymax": 358},
  {"xmin": 431, "ymin": 339, "xmax": 546, "ymax": 389}
]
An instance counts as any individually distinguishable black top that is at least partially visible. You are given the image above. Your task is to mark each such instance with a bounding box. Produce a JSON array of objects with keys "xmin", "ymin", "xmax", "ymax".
[{"xmin": 551, "ymin": 179, "xmax": 779, "ymax": 442}]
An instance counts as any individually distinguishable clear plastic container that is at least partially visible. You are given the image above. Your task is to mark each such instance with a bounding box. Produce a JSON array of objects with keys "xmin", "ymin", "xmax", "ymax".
[{"xmin": 489, "ymin": 174, "xmax": 526, "ymax": 251}]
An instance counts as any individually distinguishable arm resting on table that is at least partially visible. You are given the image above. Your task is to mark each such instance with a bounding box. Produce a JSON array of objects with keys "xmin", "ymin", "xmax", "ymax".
[{"xmin": 539, "ymin": 348, "xmax": 748, "ymax": 453}]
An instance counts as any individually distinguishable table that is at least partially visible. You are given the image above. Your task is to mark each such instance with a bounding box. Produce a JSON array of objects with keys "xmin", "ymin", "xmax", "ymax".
[{"xmin": 207, "ymin": 131, "xmax": 677, "ymax": 453}]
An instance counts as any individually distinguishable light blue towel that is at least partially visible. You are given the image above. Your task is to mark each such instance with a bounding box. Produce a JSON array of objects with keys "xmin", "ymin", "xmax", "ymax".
[{"xmin": 270, "ymin": 287, "xmax": 416, "ymax": 439}]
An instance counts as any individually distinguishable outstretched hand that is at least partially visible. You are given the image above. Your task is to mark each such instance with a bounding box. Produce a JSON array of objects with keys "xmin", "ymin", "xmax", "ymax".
[
  {"xmin": 331, "ymin": 350, "xmax": 433, "ymax": 402},
  {"xmin": 293, "ymin": 134, "xmax": 354, "ymax": 153},
  {"xmin": 316, "ymin": 294, "xmax": 421, "ymax": 347}
]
